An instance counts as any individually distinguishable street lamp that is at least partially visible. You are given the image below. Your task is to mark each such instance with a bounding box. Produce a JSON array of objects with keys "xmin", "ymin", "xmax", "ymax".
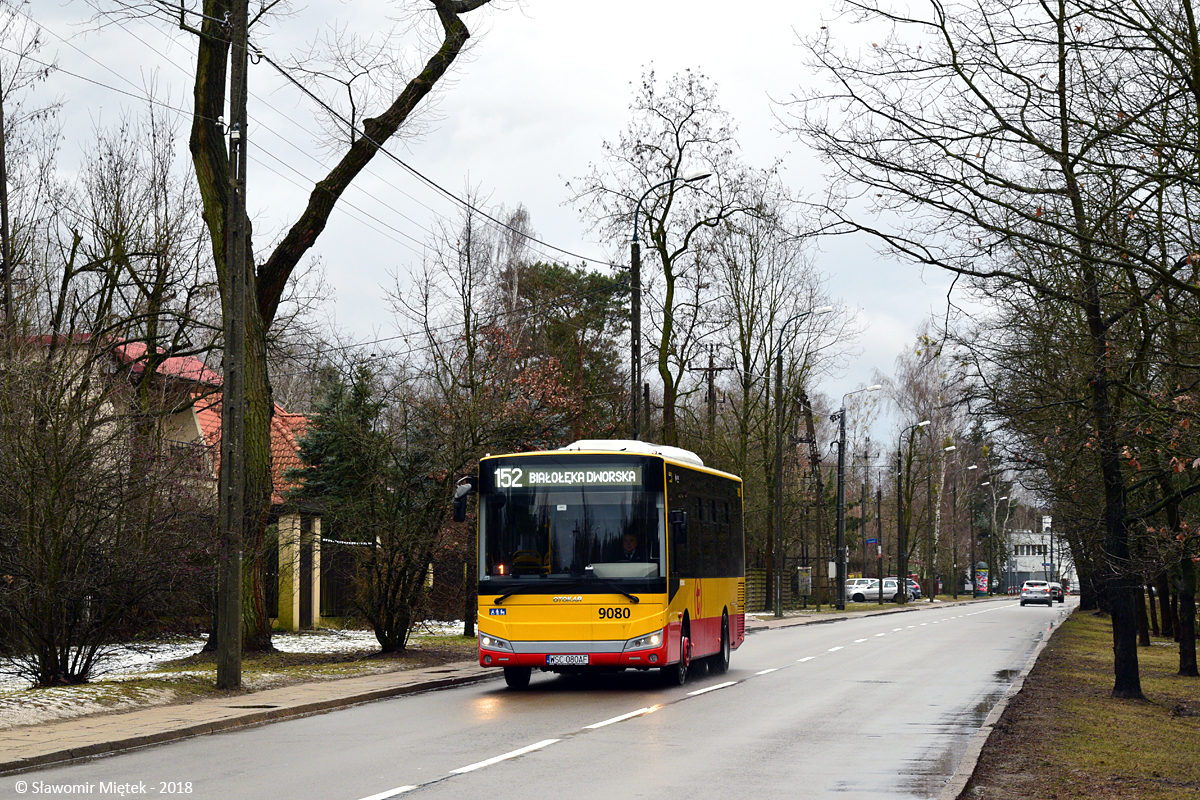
[
  {"xmin": 629, "ymin": 169, "xmax": 713, "ymax": 439},
  {"xmin": 834, "ymin": 384, "xmax": 882, "ymax": 609},
  {"xmin": 895, "ymin": 419, "xmax": 930, "ymax": 604},
  {"xmin": 970, "ymin": 480, "xmax": 989, "ymax": 597},
  {"xmin": 994, "ymin": 495, "xmax": 1009, "ymax": 595},
  {"xmin": 773, "ymin": 304, "xmax": 835, "ymax": 617}
]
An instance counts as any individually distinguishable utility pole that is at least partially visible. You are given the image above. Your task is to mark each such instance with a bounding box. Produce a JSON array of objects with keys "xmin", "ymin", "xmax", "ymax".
[
  {"xmin": 799, "ymin": 390, "xmax": 826, "ymax": 612},
  {"xmin": 861, "ymin": 445, "xmax": 869, "ymax": 587},
  {"xmin": 876, "ymin": 486, "xmax": 883, "ymax": 605},
  {"xmin": 0, "ymin": 65, "xmax": 12, "ymax": 329},
  {"xmin": 896, "ymin": 447, "xmax": 905, "ymax": 604},
  {"xmin": 688, "ymin": 346, "xmax": 731, "ymax": 445},
  {"xmin": 629, "ymin": 238, "xmax": 641, "ymax": 440},
  {"xmin": 217, "ymin": 0, "xmax": 249, "ymax": 691},
  {"xmin": 926, "ymin": 468, "xmax": 933, "ymax": 601}
]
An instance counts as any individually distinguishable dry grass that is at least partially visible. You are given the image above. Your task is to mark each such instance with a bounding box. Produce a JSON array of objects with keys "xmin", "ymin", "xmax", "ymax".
[{"xmin": 963, "ymin": 610, "xmax": 1200, "ymax": 800}]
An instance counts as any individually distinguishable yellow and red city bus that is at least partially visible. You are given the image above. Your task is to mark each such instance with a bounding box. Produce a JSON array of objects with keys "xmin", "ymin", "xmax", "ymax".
[{"xmin": 456, "ymin": 440, "xmax": 745, "ymax": 689}]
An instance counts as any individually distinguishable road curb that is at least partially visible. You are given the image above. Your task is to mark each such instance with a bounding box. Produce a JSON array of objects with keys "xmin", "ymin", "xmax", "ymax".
[
  {"xmin": 937, "ymin": 604, "xmax": 1074, "ymax": 800},
  {"xmin": 0, "ymin": 669, "xmax": 499, "ymax": 776}
]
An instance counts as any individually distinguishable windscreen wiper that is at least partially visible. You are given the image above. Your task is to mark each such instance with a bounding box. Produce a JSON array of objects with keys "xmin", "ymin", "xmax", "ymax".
[
  {"xmin": 588, "ymin": 575, "xmax": 640, "ymax": 604},
  {"xmin": 493, "ymin": 580, "xmax": 572, "ymax": 604}
]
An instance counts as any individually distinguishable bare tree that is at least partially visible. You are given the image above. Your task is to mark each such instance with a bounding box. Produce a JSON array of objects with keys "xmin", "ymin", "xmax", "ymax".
[
  {"xmin": 783, "ymin": 0, "xmax": 1200, "ymax": 699},
  {"xmin": 570, "ymin": 69, "xmax": 763, "ymax": 446},
  {"xmin": 97, "ymin": 0, "xmax": 501, "ymax": 653}
]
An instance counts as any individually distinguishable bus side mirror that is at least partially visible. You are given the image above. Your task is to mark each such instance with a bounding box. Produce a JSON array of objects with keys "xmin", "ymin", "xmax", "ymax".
[
  {"xmin": 453, "ymin": 476, "xmax": 478, "ymax": 522},
  {"xmin": 670, "ymin": 509, "xmax": 688, "ymax": 545}
]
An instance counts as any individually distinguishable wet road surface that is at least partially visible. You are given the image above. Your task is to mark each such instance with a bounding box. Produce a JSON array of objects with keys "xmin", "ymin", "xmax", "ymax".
[{"xmin": 10, "ymin": 598, "xmax": 1074, "ymax": 800}]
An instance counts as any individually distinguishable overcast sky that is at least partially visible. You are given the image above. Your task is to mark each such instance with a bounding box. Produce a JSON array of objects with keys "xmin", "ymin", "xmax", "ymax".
[{"xmin": 30, "ymin": 0, "xmax": 960, "ymax": 434}]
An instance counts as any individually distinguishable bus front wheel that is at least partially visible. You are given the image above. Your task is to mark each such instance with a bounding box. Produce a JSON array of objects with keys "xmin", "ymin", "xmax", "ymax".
[
  {"xmin": 663, "ymin": 628, "xmax": 690, "ymax": 686},
  {"xmin": 504, "ymin": 666, "xmax": 532, "ymax": 689}
]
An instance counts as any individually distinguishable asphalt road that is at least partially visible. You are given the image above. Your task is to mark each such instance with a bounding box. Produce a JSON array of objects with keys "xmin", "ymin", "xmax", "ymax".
[{"xmin": 9, "ymin": 598, "xmax": 1074, "ymax": 800}]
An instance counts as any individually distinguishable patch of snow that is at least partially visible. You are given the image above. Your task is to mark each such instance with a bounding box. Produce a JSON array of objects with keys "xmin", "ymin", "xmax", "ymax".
[{"xmin": 0, "ymin": 622, "xmax": 468, "ymax": 691}]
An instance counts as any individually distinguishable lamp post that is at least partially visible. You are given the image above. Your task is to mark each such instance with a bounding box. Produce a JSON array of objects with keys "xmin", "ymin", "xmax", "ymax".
[
  {"xmin": 950, "ymin": 463, "xmax": 977, "ymax": 600},
  {"xmin": 629, "ymin": 170, "xmax": 712, "ymax": 440},
  {"xmin": 994, "ymin": 495, "xmax": 1009, "ymax": 595},
  {"xmin": 773, "ymin": 305, "xmax": 834, "ymax": 617},
  {"xmin": 971, "ymin": 480, "xmax": 989, "ymax": 597},
  {"xmin": 895, "ymin": 419, "xmax": 930, "ymax": 604},
  {"xmin": 833, "ymin": 384, "xmax": 881, "ymax": 609}
]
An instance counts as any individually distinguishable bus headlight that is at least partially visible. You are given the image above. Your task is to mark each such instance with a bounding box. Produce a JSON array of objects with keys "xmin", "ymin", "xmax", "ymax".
[
  {"xmin": 479, "ymin": 633, "xmax": 514, "ymax": 652},
  {"xmin": 623, "ymin": 629, "xmax": 664, "ymax": 652}
]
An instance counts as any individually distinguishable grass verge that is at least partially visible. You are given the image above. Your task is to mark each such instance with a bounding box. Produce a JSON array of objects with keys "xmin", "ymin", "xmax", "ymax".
[{"xmin": 963, "ymin": 609, "xmax": 1200, "ymax": 800}]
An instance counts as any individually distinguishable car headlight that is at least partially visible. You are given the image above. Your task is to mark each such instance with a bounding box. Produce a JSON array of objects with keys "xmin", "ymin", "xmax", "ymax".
[
  {"xmin": 479, "ymin": 633, "xmax": 513, "ymax": 652},
  {"xmin": 624, "ymin": 628, "xmax": 664, "ymax": 652}
]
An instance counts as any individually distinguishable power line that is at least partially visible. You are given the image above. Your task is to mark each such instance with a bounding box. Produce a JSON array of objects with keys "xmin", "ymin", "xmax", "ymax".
[
  {"xmin": 252, "ymin": 47, "xmax": 619, "ymax": 270},
  {"xmin": 24, "ymin": 5, "xmax": 620, "ymax": 275}
]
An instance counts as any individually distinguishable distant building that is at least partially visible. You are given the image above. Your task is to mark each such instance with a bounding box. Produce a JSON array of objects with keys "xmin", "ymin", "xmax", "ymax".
[{"xmin": 1004, "ymin": 527, "xmax": 1077, "ymax": 591}]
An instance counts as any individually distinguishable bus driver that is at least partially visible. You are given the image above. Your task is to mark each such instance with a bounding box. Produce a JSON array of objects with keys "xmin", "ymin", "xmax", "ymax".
[{"xmin": 618, "ymin": 532, "xmax": 645, "ymax": 562}]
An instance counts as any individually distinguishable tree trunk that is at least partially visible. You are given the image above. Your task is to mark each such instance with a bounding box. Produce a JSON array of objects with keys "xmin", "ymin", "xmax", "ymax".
[
  {"xmin": 1157, "ymin": 572, "xmax": 1175, "ymax": 639},
  {"xmin": 1147, "ymin": 581, "xmax": 1160, "ymax": 636},
  {"xmin": 240, "ymin": 314, "xmax": 275, "ymax": 651},
  {"xmin": 1136, "ymin": 584, "xmax": 1150, "ymax": 647},
  {"xmin": 187, "ymin": 0, "xmax": 491, "ymax": 656},
  {"xmin": 1178, "ymin": 557, "xmax": 1198, "ymax": 677}
]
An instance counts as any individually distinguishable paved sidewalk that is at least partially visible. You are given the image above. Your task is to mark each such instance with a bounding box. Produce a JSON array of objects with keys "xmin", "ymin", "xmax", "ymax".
[
  {"xmin": 0, "ymin": 596, "xmax": 1010, "ymax": 777},
  {"xmin": 0, "ymin": 662, "xmax": 493, "ymax": 775}
]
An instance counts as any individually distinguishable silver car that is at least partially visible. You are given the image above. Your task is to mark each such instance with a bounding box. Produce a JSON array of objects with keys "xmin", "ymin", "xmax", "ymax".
[
  {"xmin": 848, "ymin": 578, "xmax": 901, "ymax": 602},
  {"xmin": 1020, "ymin": 580, "xmax": 1054, "ymax": 606},
  {"xmin": 845, "ymin": 578, "xmax": 875, "ymax": 599}
]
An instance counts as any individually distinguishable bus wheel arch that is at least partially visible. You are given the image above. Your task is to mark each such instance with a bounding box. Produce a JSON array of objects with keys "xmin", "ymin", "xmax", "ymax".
[{"xmin": 663, "ymin": 615, "xmax": 690, "ymax": 686}]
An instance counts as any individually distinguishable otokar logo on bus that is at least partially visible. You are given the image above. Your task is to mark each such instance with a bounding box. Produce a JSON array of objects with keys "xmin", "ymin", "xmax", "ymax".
[{"xmin": 552, "ymin": 596, "xmax": 583, "ymax": 602}]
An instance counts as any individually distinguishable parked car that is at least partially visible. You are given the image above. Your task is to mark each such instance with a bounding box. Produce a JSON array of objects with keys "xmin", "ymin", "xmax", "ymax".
[
  {"xmin": 848, "ymin": 578, "xmax": 904, "ymax": 602},
  {"xmin": 845, "ymin": 578, "xmax": 875, "ymax": 599},
  {"xmin": 1020, "ymin": 579, "xmax": 1054, "ymax": 606},
  {"xmin": 908, "ymin": 578, "xmax": 923, "ymax": 600},
  {"xmin": 1049, "ymin": 582, "xmax": 1065, "ymax": 603}
]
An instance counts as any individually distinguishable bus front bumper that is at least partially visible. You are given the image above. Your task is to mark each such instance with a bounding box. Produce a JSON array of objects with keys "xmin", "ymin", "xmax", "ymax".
[{"xmin": 478, "ymin": 632, "xmax": 672, "ymax": 670}]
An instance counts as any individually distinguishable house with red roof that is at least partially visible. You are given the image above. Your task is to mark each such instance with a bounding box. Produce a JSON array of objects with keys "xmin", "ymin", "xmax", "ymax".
[
  {"xmin": 193, "ymin": 395, "xmax": 322, "ymax": 630},
  {"xmin": 113, "ymin": 341, "xmax": 324, "ymax": 631}
]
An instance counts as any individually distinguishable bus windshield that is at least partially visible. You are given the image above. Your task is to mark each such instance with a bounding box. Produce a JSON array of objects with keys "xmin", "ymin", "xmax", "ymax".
[{"xmin": 479, "ymin": 480, "xmax": 665, "ymax": 584}]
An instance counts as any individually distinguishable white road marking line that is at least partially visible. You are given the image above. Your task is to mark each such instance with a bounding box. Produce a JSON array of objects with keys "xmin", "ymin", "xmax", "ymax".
[
  {"xmin": 874, "ymin": 633, "xmax": 886, "ymax": 637},
  {"xmin": 907, "ymin": 625, "xmax": 916, "ymax": 628},
  {"xmin": 450, "ymin": 739, "xmax": 561, "ymax": 774},
  {"xmin": 797, "ymin": 656, "xmax": 815, "ymax": 662},
  {"xmin": 756, "ymin": 668, "xmax": 779, "ymax": 675},
  {"xmin": 828, "ymin": 646, "xmax": 844, "ymax": 652},
  {"xmin": 854, "ymin": 638, "xmax": 868, "ymax": 643},
  {"xmin": 585, "ymin": 707, "xmax": 655, "ymax": 729},
  {"xmin": 892, "ymin": 627, "xmax": 902, "ymax": 631},
  {"xmin": 357, "ymin": 788, "xmax": 418, "ymax": 800},
  {"xmin": 687, "ymin": 680, "xmax": 736, "ymax": 696}
]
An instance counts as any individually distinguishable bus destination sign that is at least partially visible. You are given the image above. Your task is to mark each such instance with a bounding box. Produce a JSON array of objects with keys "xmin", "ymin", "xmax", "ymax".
[{"xmin": 493, "ymin": 465, "xmax": 642, "ymax": 489}]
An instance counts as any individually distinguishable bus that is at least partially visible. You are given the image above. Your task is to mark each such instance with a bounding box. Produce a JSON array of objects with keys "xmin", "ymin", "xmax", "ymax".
[{"xmin": 454, "ymin": 439, "xmax": 746, "ymax": 689}]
